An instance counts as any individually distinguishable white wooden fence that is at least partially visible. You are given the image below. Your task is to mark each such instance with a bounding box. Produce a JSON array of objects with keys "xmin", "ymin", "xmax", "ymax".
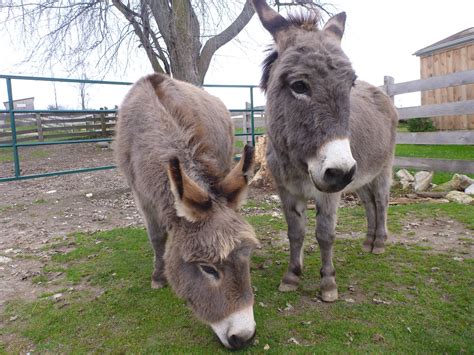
[{"xmin": 382, "ymin": 69, "xmax": 474, "ymax": 174}]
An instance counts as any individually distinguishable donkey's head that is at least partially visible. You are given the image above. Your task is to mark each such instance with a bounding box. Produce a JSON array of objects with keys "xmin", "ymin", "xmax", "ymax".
[
  {"xmin": 253, "ymin": 0, "xmax": 357, "ymax": 193},
  {"xmin": 165, "ymin": 146, "xmax": 258, "ymax": 350}
]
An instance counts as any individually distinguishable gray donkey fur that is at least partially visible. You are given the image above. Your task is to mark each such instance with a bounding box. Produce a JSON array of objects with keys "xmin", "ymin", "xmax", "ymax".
[
  {"xmin": 252, "ymin": 0, "xmax": 398, "ymax": 302},
  {"xmin": 114, "ymin": 73, "xmax": 258, "ymax": 350}
]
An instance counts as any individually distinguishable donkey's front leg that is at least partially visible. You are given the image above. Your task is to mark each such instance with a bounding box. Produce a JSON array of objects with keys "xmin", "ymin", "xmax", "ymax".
[
  {"xmin": 278, "ymin": 187, "xmax": 307, "ymax": 292},
  {"xmin": 315, "ymin": 191, "xmax": 340, "ymax": 302},
  {"xmin": 138, "ymin": 200, "xmax": 168, "ymax": 289}
]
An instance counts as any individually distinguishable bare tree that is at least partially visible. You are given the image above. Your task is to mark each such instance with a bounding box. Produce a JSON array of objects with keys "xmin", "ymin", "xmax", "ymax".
[{"xmin": 0, "ymin": 0, "xmax": 329, "ymax": 85}]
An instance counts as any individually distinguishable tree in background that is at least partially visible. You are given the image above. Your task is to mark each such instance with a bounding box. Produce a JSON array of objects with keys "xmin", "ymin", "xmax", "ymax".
[{"xmin": 1, "ymin": 1, "xmax": 329, "ymax": 85}]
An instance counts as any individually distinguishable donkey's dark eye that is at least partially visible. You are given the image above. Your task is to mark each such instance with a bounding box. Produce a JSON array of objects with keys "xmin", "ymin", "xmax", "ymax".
[
  {"xmin": 199, "ymin": 264, "xmax": 220, "ymax": 279},
  {"xmin": 290, "ymin": 81, "xmax": 309, "ymax": 95}
]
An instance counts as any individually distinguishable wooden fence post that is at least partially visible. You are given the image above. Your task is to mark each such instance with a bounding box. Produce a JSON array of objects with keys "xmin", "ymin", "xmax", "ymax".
[
  {"xmin": 384, "ymin": 76, "xmax": 395, "ymax": 103},
  {"xmin": 36, "ymin": 113, "xmax": 44, "ymax": 142},
  {"xmin": 100, "ymin": 111, "xmax": 106, "ymax": 137}
]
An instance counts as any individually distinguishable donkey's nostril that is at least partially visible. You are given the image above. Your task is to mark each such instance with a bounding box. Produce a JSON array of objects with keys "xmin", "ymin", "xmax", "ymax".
[
  {"xmin": 323, "ymin": 164, "xmax": 356, "ymax": 192},
  {"xmin": 228, "ymin": 330, "xmax": 255, "ymax": 350}
]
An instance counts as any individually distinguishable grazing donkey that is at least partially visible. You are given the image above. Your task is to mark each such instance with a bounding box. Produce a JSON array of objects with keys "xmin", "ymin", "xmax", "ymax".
[
  {"xmin": 114, "ymin": 73, "xmax": 258, "ymax": 350},
  {"xmin": 252, "ymin": 0, "xmax": 398, "ymax": 302}
]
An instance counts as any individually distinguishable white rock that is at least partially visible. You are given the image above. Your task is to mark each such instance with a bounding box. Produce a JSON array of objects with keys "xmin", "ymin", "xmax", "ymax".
[
  {"xmin": 465, "ymin": 184, "xmax": 474, "ymax": 195},
  {"xmin": 46, "ymin": 190, "xmax": 57, "ymax": 194},
  {"xmin": 396, "ymin": 169, "xmax": 414, "ymax": 182},
  {"xmin": 51, "ymin": 293, "xmax": 63, "ymax": 301},
  {"xmin": 86, "ymin": 193, "xmax": 93, "ymax": 198},
  {"xmin": 0, "ymin": 256, "xmax": 12, "ymax": 264},
  {"xmin": 269, "ymin": 194, "xmax": 280, "ymax": 202},
  {"xmin": 446, "ymin": 191, "xmax": 474, "ymax": 205},
  {"xmin": 414, "ymin": 171, "xmax": 433, "ymax": 192}
]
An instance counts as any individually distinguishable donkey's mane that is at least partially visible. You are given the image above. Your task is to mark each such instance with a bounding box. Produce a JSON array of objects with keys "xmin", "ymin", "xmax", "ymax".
[
  {"xmin": 260, "ymin": 48, "xmax": 278, "ymax": 92},
  {"xmin": 287, "ymin": 11, "xmax": 321, "ymax": 30},
  {"xmin": 260, "ymin": 11, "xmax": 322, "ymax": 91}
]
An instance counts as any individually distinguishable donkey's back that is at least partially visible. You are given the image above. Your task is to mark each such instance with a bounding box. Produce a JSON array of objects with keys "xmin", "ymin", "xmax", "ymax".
[{"xmin": 115, "ymin": 73, "xmax": 234, "ymax": 209}]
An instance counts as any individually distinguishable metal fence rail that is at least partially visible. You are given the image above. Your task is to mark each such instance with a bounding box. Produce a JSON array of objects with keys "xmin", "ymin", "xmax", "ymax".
[{"xmin": 0, "ymin": 74, "xmax": 263, "ymax": 182}]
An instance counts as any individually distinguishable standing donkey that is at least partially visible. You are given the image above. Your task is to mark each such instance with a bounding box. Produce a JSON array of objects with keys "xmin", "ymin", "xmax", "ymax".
[
  {"xmin": 115, "ymin": 73, "xmax": 258, "ymax": 350},
  {"xmin": 252, "ymin": 0, "xmax": 398, "ymax": 302}
]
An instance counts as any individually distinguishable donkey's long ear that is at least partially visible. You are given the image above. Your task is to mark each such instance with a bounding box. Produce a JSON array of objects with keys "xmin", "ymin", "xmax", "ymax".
[
  {"xmin": 168, "ymin": 158, "xmax": 212, "ymax": 222},
  {"xmin": 252, "ymin": 0, "xmax": 289, "ymax": 39},
  {"xmin": 220, "ymin": 145, "xmax": 255, "ymax": 210},
  {"xmin": 322, "ymin": 12, "xmax": 346, "ymax": 43}
]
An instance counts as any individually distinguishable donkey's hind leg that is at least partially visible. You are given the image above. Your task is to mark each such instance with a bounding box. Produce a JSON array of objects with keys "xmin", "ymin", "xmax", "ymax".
[
  {"xmin": 357, "ymin": 167, "xmax": 391, "ymax": 254},
  {"xmin": 278, "ymin": 186, "xmax": 307, "ymax": 292},
  {"xmin": 371, "ymin": 167, "xmax": 391, "ymax": 254},
  {"xmin": 356, "ymin": 186, "xmax": 377, "ymax": 253}
]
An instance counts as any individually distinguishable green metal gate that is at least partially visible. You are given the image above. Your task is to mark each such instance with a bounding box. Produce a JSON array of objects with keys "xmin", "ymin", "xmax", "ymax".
[{"xmin": 0, "ymin": 75, "xmax": 263, "ymax": 182}]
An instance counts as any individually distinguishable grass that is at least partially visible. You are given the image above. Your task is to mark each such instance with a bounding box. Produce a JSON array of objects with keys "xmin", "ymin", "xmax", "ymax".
[
  {"xmin": 1, "ymin": 201, "xmax": 473, "ymax": 353},
  {"xmin": 395, "ymin": 144, "xmax": 474, "ymax": 161}
]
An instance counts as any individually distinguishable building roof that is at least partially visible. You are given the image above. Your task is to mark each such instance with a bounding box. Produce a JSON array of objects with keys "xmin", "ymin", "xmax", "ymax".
[{"xmin": 414, "ymin": 27, "xmax": 474, "ymax": 57}]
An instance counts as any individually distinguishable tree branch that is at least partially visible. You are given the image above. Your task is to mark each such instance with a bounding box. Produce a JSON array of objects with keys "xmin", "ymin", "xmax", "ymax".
[
  {"xmin": 197, "ymin": 0, "xmax": 255, "ymax": 83},
  {"xmin": 112, "ymin": 0, "xmax": 164, "ymax": 73}
]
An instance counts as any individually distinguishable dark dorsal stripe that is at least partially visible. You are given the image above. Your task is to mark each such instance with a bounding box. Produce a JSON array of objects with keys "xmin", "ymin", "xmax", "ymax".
[{"xmin": 147, "ymin": 73, "xmax": 166, "ymax": 89}]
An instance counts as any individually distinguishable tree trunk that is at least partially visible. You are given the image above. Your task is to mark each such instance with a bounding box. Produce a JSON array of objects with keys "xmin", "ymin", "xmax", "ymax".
[{"xmin": 167, "ymin": 0, "xmax": 202, "ymax": 85}]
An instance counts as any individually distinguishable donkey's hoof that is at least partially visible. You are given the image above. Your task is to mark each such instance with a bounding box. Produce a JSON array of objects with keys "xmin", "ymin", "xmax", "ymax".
[
  {"xmin": 278, "ymin": 282, "xmax": 298, "ymax": 292},
  {"xmin": 372, "ymin": 245, "xmax": 385, "ymax": 254},
  {"xmin": 321, "ymin": 288, "xmax": 338, "ymax": 303},
  {"xmin": 279, "ymin": 272, "xmax": 300, "ymax": 292},
  {"xmin": 362, "ymin": 239, "xmax": 373, "ymax": 253},
  {"xmin": 151, "ymin": 280, "xmax": 167, "ymax": 289}
]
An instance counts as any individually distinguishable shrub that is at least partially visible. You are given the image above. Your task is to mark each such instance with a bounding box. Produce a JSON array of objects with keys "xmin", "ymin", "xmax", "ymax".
[{"xmin": 407, "ymin": 117, "xmax": 437, "ymax": 132}]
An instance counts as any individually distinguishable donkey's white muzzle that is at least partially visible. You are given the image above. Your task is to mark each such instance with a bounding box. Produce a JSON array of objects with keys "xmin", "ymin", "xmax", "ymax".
[
  {"xmin": 210, "ymin": 305, "xmax": 256, "ymax": 349},
  {"xmin": 308, "ymin": 138, "xmax": 357, "ymax": 193}
]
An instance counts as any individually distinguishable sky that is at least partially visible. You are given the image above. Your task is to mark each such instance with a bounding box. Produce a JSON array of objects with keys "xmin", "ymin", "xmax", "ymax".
[{"xmin": 1, "ymin": 0, "xmax": 473, "ymax": 111}]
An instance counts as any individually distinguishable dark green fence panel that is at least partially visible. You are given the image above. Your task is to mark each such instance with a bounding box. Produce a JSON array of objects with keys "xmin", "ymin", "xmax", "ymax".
[{"xmin": 0, "ymin": 74, "xmax": 263, "ymax": 182}]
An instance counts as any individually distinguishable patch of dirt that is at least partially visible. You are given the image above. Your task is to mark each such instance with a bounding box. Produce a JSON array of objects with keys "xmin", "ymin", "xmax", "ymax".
[
  {"xmin": 0, "ymin": 144, "xmax": 142, "ymax": 315},
  {"xmin": 391, "ymin": 217, "xmax": 473, "ymax": 256}
]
